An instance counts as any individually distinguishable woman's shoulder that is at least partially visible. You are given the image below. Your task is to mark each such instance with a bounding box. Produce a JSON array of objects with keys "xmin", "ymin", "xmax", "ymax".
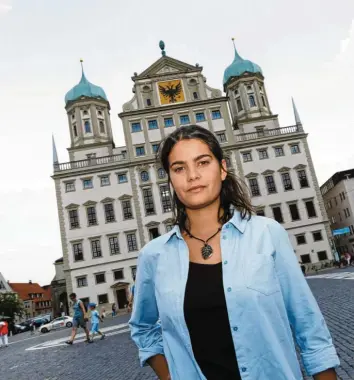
[
  {"xmin": 139, "ymin": 228, "xmax": 178, "ymax": 259},
  {"xmin": 247, "ymin": 214, "xmax": 286, "ymax": 238}
]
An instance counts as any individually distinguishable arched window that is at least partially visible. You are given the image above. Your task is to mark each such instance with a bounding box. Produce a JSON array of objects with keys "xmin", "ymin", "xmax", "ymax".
[
  {"xmin": 99, "ymin": 121, "xmax": 105, "ymax": 133},
  {"xmin": 84, "ymin": 120, "xmax": 91, "ymax": 133},
  {"xmin": 73, "ymin": 124, "xmax": 78, "ymax": 137},
  {"xmin": 158, "ymin": 168, "xmax": 166, "ymax": 179},
  {"xmin": 249, "ymin": 95, "xmax": 256, "ymax": 108},
  {"xmin": 140, "ymin": 171, "xmax": 149, "ymax": 182}
]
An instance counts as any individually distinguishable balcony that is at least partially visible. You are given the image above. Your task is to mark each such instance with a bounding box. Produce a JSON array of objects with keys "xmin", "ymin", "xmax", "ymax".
[
  {"xmin": 235, "ymin": 125, "xmax": 303, "ymax": 142},
  {"xmin": 54, "ymin": 153, "xmax": 127, "ymax": 173}
]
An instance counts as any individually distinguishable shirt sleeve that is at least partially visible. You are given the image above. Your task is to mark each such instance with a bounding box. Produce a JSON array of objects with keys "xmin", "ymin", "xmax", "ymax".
[
  {"xmin": 129, "ymin": 249, "xmax": 164, "ymax": 367},
  {"xmin": 269, "ymin": 221, "xmax": 340, "ymax": 376}
]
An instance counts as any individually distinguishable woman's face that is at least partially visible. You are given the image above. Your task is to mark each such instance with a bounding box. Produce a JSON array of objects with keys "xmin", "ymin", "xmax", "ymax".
[{"xmin": 168, "ymin": 139, "xmax": 227, "ymax": 210}]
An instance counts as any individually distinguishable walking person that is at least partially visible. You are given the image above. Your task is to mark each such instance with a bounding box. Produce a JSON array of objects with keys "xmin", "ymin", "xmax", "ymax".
[
  {"xmin": 128, "ymin": 282, "xmax": 135, "ymax": 313},
  {"xmin": 88, "ymin": 303, "xmax": 105, "ymax": 341},
  {"xmin": 129, "ymin": 125, "xmax": 339, "ymax": 380},
  {"xmin": 65, "ymin": 293, "xmax": 91, "ymax": 345},
  {"xmin": 111, "ymin": 303, "xmax": 117, "ymax": 318},
  {"xmin": 0, "ymin": 318, "xmax": 9, "ymax": 348},
  {"xmin": 101, "ymin": 306, "xmax": 106, "ymax": 320}
]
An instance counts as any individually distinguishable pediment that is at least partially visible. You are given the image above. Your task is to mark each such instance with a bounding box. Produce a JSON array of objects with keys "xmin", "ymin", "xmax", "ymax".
[
  {"xmin": 293, "ymin": 164, "xmax": 306, "ymax": 170},
  {"xmin": 118, "ymin": 194, "xmax": 133, "ymax": 200},
  {"xmin": 135, "ymin": 56, "xmax": 201, "ymax": 80},
  {"xmin": 83, "ymin": 200, "xmax": 97, "ymax": 207},
  {"xmin": 65, "ymin": 203, "xmax": 80, "ymax": 209},
  {"xmin": 261, "ymin": 169, "xmax": 275, "ymax": 175},
  {"xmin": 245, "ymin": 172, "xmax": 258, "ymax": 178},
  {"xmin": 101, "ymin": 197, "xmax": 115, "ymax": 203},
  {"xmin": 162, "ymin": 218, "xmax": 174, "ymax": 224},
  {"xmin": 278, "ymin": 166, "xmax": 291, "ymax": 173},
  {"xmin": 145, "ymin": 221, "xmax": 160, "ymax": 227}
]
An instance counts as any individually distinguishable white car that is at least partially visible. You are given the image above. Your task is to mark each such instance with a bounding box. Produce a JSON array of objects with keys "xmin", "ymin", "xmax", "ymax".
[{"xmin": 39, "ymin": 316, "xmax": 73, "ymax": 333}]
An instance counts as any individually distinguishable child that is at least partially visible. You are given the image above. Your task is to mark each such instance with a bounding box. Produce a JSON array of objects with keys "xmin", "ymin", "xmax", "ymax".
[
  {"xmin": 0, "ymin": 318, "xmax": 9, "ymax": 348},
  {"xmin": 89, "ymin": 303, "xmax": 105, "ymax": 341}
]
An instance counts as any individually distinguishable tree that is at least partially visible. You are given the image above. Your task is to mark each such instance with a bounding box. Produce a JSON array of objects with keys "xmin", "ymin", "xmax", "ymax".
[{"xmin": 0, "ymin": 292, "xmax": 24, "ymax": 322}]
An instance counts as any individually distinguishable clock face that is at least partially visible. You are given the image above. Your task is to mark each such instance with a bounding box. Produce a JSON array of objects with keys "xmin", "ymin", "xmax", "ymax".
[{"xmin": 158, "ymin": 79, "xmax": 185, "ymax": 105}]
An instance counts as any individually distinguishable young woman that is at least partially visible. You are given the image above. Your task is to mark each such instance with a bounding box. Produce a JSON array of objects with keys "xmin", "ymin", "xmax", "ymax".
[{"xmin": 129, "ymin": 125, "xmax": 339, "ymax": 380}]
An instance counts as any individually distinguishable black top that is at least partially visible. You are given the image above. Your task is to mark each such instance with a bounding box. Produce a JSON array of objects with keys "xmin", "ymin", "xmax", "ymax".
[{"xmin": 184, "ymin": 262, "xmax": 241, "ymax": 380}]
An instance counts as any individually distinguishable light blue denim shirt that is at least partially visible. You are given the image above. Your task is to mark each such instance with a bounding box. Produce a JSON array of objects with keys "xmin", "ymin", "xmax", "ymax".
[{"xmin": 129, "ymin": 212, "xmax": 339, "ymax": 379}]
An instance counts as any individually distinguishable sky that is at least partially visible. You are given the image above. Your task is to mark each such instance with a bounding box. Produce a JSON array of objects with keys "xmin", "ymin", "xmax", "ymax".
[{"xmin": 0, "ymin": 0, "xmax": 353, "ymax": 285}]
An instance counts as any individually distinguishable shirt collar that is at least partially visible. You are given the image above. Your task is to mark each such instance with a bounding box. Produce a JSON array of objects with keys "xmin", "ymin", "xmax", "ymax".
[{"xmin": 162, "ymin": 210, "xmax": 249, "ymax": 246}]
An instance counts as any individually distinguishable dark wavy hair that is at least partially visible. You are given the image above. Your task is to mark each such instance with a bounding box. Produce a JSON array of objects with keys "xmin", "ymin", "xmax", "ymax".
[{"xmin": 157, "ymin": 124, "xmax": 253, "ymax": 231}]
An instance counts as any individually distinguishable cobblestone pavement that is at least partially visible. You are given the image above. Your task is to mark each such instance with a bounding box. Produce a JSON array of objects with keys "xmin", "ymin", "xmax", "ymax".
[{"xmin": 2, "ymin": 272, "xmax": 354, "ymax": 380}]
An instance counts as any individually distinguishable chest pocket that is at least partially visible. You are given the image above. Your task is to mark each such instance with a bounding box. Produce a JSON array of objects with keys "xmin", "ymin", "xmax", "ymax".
[{"xmin": 245, "ymin": 254, "xmax": 280, "ymax": 296}]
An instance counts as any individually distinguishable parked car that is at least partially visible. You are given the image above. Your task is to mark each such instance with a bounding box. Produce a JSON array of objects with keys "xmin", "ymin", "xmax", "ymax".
[
  {"xmin": 14, "ymin": 317, "xmax": 49, "ymax": 333},
  {"xmin": 39, "ymin": 316, "xmax": 73, "ymax": 333}
]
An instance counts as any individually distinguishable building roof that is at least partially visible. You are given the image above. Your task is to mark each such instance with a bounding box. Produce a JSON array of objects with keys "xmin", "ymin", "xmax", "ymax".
[
  {"xmin": 223, "ymin": 41, "xmax": 262, "ymax": 85},
  {"xmin": 320, "ymin": 168, "xmax": 354, "ymax": 196},
  {"xmin": 65, "ymin": 66, "xmax": 107, "ymax": 105},
  {"xmin": 9, "ymin": 282, "xmax": 48, "ymax": 301}
]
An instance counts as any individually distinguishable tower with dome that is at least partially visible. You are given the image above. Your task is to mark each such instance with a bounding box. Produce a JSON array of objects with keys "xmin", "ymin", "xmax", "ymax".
[{"xmin": 53, "ymin": 42, "xmax": 333, "ymax": 310}]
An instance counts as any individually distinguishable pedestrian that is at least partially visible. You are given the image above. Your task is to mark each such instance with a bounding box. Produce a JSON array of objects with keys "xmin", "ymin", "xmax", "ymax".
[
  {"xmin": 129, "ymin": 125, "xmax": 339, "ymax": 380},
  {"xmin": 127, "ymin": 283, "xmax": 135, "ymax": 313},
  {"xmin": 88, "ymin": 303, "xmax": 105, "ymax": 341},
  {"xmin": 344, "ymin": 252, "xmax": 351, "ymax": 266},
  {"xmin": 101, "ymin": 306, "xmax": 106, "ymax": 320},
  {"xmin": 65, "ymin": 293, "xmax": 91, "ymax": 345},
  {"xmin": 30, "ymin": 320, "xmax": 35, "ymax": 335},
  {"xmin": 299, "ymin": 261, "xmax": 306, "ymax": 276},
  {"xmin": 111, "ymin": 303, "xmax": 116, "ymax": 317},
  {"xmin": 0, "ymin": 318, "xmax": 9, "ymax": 348}
]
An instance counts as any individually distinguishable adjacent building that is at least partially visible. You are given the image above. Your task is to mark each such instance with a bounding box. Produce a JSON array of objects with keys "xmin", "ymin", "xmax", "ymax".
[
  {"xmin": 321, "ymin": 169, "xmax": 354, "ymax": 255},
  {"xmin": 53, "ymin": 41, "xmax": 333, "ymax": 310},
  {"xmin": 51, "ymin": 258, "xmax": 68, "ymax": 317},
  {"xmin": 0, "ymin": 272, "xmax": 13, "ymax": 293}
]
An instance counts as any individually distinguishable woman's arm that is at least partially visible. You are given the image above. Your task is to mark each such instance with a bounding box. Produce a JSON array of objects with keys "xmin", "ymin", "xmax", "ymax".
[
  {"xmin": 269, "ymin": 221, "xmax": 339, "ymax": 378},
  {"xmin": 129, "ymin": 249, "xmax": 169, "ymax": 379}
]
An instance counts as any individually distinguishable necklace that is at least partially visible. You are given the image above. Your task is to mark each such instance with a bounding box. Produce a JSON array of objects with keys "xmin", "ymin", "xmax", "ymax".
[{"xmin": 185, "ymin": 227, "xmax": 222, "ymax": 260}]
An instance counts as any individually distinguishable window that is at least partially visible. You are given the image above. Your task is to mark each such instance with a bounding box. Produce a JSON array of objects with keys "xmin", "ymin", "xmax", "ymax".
[
  {"xmin": 140, "ymin": 171, "xmax": 149, "ymax": 182},
  {"xmin": 152, "ymin": 144, "xmax": 159, "ymax": 154},
  {"xmin": 131, "ymin": 122, "xmax": 142, "ymax": 132},
  {"xmin": 249, "ymin": 178, "xmax": 261, "ymax": 197},
  {"xmin": 298, "ymin": 170, "xmax": 309, "ymax": 188},
  {"xmin": 87, "ymin": 206, "xmax": 97, "ymax": 226},
  {"xmin": 265, "ymin": 175, "xmax": 277, "ymax": 194},
  {"xmin": 331, "ymin": 215, "xmax": 336, "ymax": 224},
  {"xmin": 97, "ymin": 110, "xmax": 102, "ymax": 116},
  {"xmin": 117, "ymin": 173, "xmax": 128, "ymax": 183},
  {"xmin": 289, "ymin": 203, "xmax": 300, "ymax": 221},
  {"xmin": 301, "ymin": 254, "xmax": 311, "ymax": 264},
  {"xmin": 95, "ymin": 273, "xmax": 106, "ymax": 284},
  {"xmin": 157, "ymin": 168, "xmax": 166, "ymax": 179},
  {"xmin": 77, "ymin": 276, "xmax": 87, "ymax": 287},
  {"xmin": 146, "ymin": 98, "xmax": 152, "ymax": 107},
  {"xmin": 242, "ymin": 152, "xmax": 252, "ymax": 162},
  {"xmin": 272, "ymin": 206, "xmax": 284, "ymax": 223},
  {"xmin": 73, "ymin": 243, "xmax": 83, "ymax": 261},
  {"xmin": 98, "ymin": 294, "xmax": 108, "ymax": 304},
  {"xmin": 305, "ymin": 200, "xmax": 317, "ymax": 218},
  {"xmin": 291, "ymin": 144, "xmax": 300, "ymax": 154},
  {"xmin": 65, "ymin": 182, "xmax": 75, "ymax": 192},
  {"xmin": 69, "ymin": 209, "xmax": 80, "ymax": 229},
  {"xmin": 87, "ymin": 153, "xmax": 96, "ymax": 159},
  {"xmin": 160, "ymin": 184, "xmax": 172, "ymax": 212},
  {"xmin": 274, "ymin": 147, "xmax": 284, "ymax": 157},
  {"xmin": 100, "ymin": 176, "xmax": 110, "ymax": 187},
  {"xmin": 216, "ymin": 133, "xmax": 227, "ymax": 143},
  {"xmin": 73, "ymin": 124, "xmax": 78, "ymax": 137},
  {"xmin": 99, "ymin": 121, "xmax": 105, "ymax": 134},
  {"xmin": 261, "ymin": 96, "xmax": 266, "ymax": 107},
  {"xmin": 249, "ymin": 95, "xmax": 256, "ymax": 107},
  {"xmin": 84, "ymin": 120, "xmax": 91, "ymax": 133},
  {"xmin": 339, "ymin": 193, "xmax": 343, "ymax": 201},
  {"xmin": 164, "ymin": 117, "xmax": 174, "ymax": 127},
  {"xmin": 180, "ymin": 115, "xmax": 190, "ymax": 125},
  {"xmin": 193, "ymin": 92, "xmax": 198, "ymax": 99},
  {"xmin": 258, "ymin": 149, "xmax": 268, "ymax": 160},
  {"xmin": 247, "ymin": 85, "xmax": 252, "ymax": 91},
  {"xmin": 212, "ymin": 110, "xmax": 222, "ymax": 119},
  {"xmin": 196, "ymin": 112, "xmax": 206, "ymax": 122},
  {"xmin": 109, "ymin": 236, "xmax": 120, "ymax": 255},
  {"xmin": 135, "ymin": 146, "xmax": 146, "ymax": 156},
  {"xmin": 225, "ymin": 157, "xmax": 231, "ymax": 168},
  {"xmin": 149, "ymin": 227, "xmax": 160, "ymax": 240},
  {"xmin": 342, "ymin": 191, "xmax": 346, "ymax": 200},
  {"xmin": 143, "ymin": 188, "xmax": 155, "ymax": 215},
  {"xmin": 317, "ymin": 251, "xmax": 328, "ymax": 261},
  {"xmin": 91, "ymin": 240, "xmax": 102, "ymax": 258},
  {"xmin": 83, "ymin": 110, "xmax": 88, "ymax": 116},
  {"xmin": 256, "ymin": 209, "xmax": 265, "ymax": 216},
  {"xmin": 236, "ymin": 99, "xmax": 243, "ymax": 112},
  {"xmin": 114, "ymin": 269, "xmax": 124, "ymax": 280},
  {"xmin": 296, "ymin": 235, "xmax": 306, "ymax": 245},
  {"xmin": 104, "ymin": 203, "xmax": 115, "ymax": 223},
  {"xmin": 313, "ymin": 231, "xmax": 323, "ymax": 241},
  {"xmin": 166, "ymin": 224, "xmax": 173, "ymax": 232},
  {"xmin": 72, "ymin": 114, "xmax": 75, "ymax": 119},
  {"xmin": 122, "ymin": 199, "xmax": 133, "ymax": 219},
  {"xmin": 127, "ymin": 233, "xmax": 138, "ymax": 252},
  {"xmin": 346, "ymin": 208, "xmax": 351, "ymax": 217},
  {"xmin": 281, "ymin": 173, "xmax": 293, "ymax": 191},
  {"xmin": 148, "ymin": 120, "xmax": 158, "ymax": 130},
  {"xmin": 83, "ymin": 179, "xmax": 93, "ymax": 189},
  {"xmin": 131, "ymin": 266, "xmax": 137, "ymax": 280}
]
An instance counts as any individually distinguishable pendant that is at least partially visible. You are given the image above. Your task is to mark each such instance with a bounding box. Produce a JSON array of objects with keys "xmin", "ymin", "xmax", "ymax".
[{"xmin": 201, "ymin": 244, "xmax": 213, "ymax": 260}]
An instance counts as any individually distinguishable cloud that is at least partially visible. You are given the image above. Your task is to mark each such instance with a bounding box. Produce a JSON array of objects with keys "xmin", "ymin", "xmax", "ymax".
[
  {"xmin": 339, "ymin": 19, "xmax": 354, "ymax": 55},
  {"xmin": 0, "ymin": 3, "xmax": 12, "ymax": 13}
]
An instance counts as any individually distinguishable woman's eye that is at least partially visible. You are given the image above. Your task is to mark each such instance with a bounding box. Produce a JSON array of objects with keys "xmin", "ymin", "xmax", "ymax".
[
  {"xmin": 198, "ymin": 160, "xmax": 209, "ymax": 166},
  {"xmin": 174, "ymin": 167, "xmax": 184, "ymax": 173}
]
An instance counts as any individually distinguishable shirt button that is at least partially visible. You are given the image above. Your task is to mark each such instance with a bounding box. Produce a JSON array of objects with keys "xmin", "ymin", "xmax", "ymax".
[
  {"xmin": 222, "ymin": 235, "xmax": 227, "ymax": 240},
  {"xmin": 224, "ymin": 260, "xmax": 228, "ymax": 265},
  {"xmin": 233, "ymin": 326, "xmax": 238, "ymax": 331},
  {"xmin": 227, "ymin": 287, "xmax": 232, "ymax": 292},
  {"xmin": 241, "ymin": 367, "xmax": 247, "ymax": 372},
  {"xmin": 226, "ymin": 225, "xmax": 230, "ymax": 229}
]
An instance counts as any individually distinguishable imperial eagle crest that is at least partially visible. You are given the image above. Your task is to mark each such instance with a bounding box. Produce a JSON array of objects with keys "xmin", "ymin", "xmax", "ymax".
[{"xmin": 159, "ymin": 81, "xmax": 182, "ymax": 103}]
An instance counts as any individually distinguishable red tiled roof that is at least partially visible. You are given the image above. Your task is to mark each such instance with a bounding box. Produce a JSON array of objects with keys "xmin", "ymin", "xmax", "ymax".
[{"xmin": 9, "ymin": 282, "xmax": 46, "ymax": 301}]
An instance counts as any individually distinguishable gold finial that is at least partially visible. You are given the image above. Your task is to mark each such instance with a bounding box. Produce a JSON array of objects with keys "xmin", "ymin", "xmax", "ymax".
[{"xmin": 80, "ymin": 59, "xmax": 84, "ymax": 73}]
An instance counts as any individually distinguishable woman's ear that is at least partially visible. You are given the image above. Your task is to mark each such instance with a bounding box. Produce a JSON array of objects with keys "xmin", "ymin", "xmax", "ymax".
[{"xmin": 221, "ymin": 159, "xmax": 227, "ymax": 181}]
